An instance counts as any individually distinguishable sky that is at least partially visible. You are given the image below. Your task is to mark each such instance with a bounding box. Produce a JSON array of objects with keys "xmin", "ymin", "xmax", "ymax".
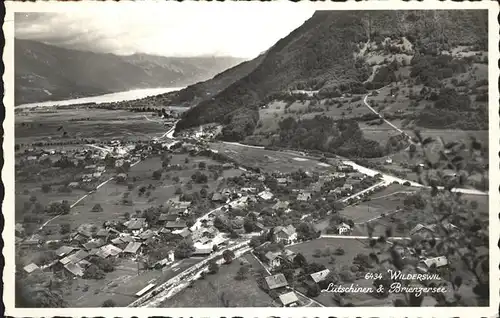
[{"xmin": 15, "ymin": 2, "xmax": 316, "ymax": 59}]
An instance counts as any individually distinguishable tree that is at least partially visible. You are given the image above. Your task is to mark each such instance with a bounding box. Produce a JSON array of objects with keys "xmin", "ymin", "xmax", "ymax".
[
  {"xmin": 174, "ymin": 239, "xmax": 195, "ymax": 259},
  {"xmin": 208, "ymin": 260, "xmax": 219, "ymax": 274},
  {"xmin": 15, "ymin": 273, "xmax": 66, "ymax": 308},
  {"xmin": 60, "ymin": 223, "xmax": 71, "ymax": 235},
  {"xmin": 191, "ymin": 171, "xmax": 208, "ymax": 183},
  {"xmin": 222, "ymin": 250, "xmax": 235, "ymax": 264},
  {"xmin": 91, "ymin": 204, "xmax": 103, "ymax": 213},
  {"xmin": 243, "ymin": 218, "xmax": 256, "ymax": 233},
  {"xmin": 306, "ymin": 283, "xmax": 321, "ymax": 297},
  {"xmin": 41, "ymin": 184, "xmax": 52, "ymax": 193},
  {"xmin": 198, "ymin": 161, "xmax": 207, "ymax": 170},
  {"xmin": 234, "ymin": 266, "xmax": 249, "ymax": 280},
  {"xmin": 102, "ymin": 299, "xmax": 116, "ymax": 307},
  {"xmin": 152, "ymin": 169, "xmax": 162, "ymax": 180},
  {"xmin": 83, "ymin": 264, "xmax": 105, "ymax": 280}
]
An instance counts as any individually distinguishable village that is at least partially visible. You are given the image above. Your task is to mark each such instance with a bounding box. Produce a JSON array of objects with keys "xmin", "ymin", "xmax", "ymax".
[{"xmin": 13, "ymin": 118, "xmax": 488, "ymax": 308}]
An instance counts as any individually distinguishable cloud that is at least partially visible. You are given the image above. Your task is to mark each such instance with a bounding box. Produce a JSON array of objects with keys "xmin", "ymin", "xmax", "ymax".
[{"xmin": 15, "ymin": 2, "xmax": 315, "ymax": 58}]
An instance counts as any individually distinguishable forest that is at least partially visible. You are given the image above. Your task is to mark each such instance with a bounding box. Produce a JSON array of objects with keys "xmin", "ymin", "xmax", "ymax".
[{"xmin": 273, "ymin": 116, "xmax": 386, "ymax": 158}]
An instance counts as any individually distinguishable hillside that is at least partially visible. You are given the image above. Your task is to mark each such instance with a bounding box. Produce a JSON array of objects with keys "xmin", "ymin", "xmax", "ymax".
[
  {"xmin": 15, "ymin": 39, "xmax": 245, "ymax": 105},
  {"xmin": 176, "ymin": 10, "xmax": 488, "ymax": 146},
  {"xmin": 162, "ymin": 53, "xmax": 266, "ymax": 108}
]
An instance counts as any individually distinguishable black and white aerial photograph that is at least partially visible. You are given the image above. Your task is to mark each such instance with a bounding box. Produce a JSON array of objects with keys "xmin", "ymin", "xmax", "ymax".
[{"xmin": 6, "ymin": 1, "xmax": 498, "ymax": 314}]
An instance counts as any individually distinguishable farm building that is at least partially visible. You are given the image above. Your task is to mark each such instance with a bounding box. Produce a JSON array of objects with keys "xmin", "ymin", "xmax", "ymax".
[
  {"xmin": 279, "ymin": 291, "xmax": 299, "ymax": 307},
  {"xmin": 125, "ymin": 218, "xmax": 147, "ymax": 231},
  {"xmin": 95, "ymin": 229, "xmax": 111, "ymax": 238},
  {"xmin": 272, "ymin": 200, "xmax": 290, "ymax": 211},
  {"xmin": 265, "ymin": 273, "xmax": 288, "ymax": 290},
  {"xmin": 64, "ymin": 263, "xmax": 85, "ymax": 277},
  {"xmin": 96, "ymin": 244, "xmax": 122, "ymax": 258},
  {"xmin": 82, "ymin": 239, "xmax": 106, "ymax": 250},
  {"xmin": 258, "ymin": 191, "xmax": 274, "ymax": 201},
  {"xmin": 23, "ymin": 263, "xmax": 40, "ymax": 274},
  {"xmin": 55, "ymin": 246, "xmax": 78, "ymax": 258},
  {"xmin": 123, "ymin": 242, "xmax": 142, "ymax": 254},
  {"xmin": 60, "ymin": 250, "xmax": 89, "ymax": 265},
  {"xmin": 409, "ymin": 224, "xmax": 435, "ymax": 239},
  {"xmin": 310, "ymin": 269, "xmax": 330, "ymax": 284},
  {"xmin": 164, "ymin": 221, "xmax": 187, "ymax": 230},
  {"xmin": 211, "ymin": 192, "xmax": 226, "ymax": 203},
  {"xmin": 138, "ymin": 229, "xmax": 156, "ymax": 240},
  {"xmin": 159, "ymin": 214, "xmax": 178, "ymax": 223},
  {"xmin": 177, "ymin": 228, "xmax": 191, "ymax": 237},
  {"xmin": 192, "ymin": 248, "xmax": 212, "ymax": 256},
  {"xmin": 417, "ymin": 256, "xmax": 448, "ymax": 273},
  {"xmin": 153, "ymin": 251, "xmax": 175, "ymax": 268},
  {"xmin": 297, "ymin": 192, "xmax": 312, "ymax": 201},
  {"xmin": 337, "ymin": 165, "xmax": 354, "ymax": 172}
]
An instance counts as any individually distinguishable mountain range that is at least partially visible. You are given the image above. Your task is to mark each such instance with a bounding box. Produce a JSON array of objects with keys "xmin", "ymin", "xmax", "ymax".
[
  {"xmin": 15, "ymin": 39, "xmax": 246, "ymax": 105},
  {"xmin": 174, "ymin": 10, "xmax": 488, "ymax": 141}
]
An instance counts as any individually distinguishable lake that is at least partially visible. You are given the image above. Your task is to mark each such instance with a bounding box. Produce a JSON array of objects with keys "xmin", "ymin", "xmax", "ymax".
[{"xmin": 16, "ymin": 87, "xmax": 184, "ymax": 109}]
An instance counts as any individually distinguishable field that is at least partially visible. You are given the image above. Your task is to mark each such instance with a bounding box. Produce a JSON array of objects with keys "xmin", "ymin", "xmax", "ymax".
[
  {"xmin": 159, "ymin": 254, "xmax": 275, "ymax": 307},
  {"xmin": 209, "ymin": 142, "xmax": 336, "ymax": 174},
  {"xmin": 15, "ymin": 108, "xmax": 168, "ymax": 145},
  {"xmin": 289, "ymin": 238, "xmax": 375, "ymax": 269},
  {"xmin": 255, "ymin": 97, "xmax": 374, "ymax": 135}
]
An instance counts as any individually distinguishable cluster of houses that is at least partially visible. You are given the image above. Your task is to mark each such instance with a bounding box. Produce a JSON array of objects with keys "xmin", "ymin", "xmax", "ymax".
[{"xmin": 262, "ymin": 267, "xmax": 333, "ymax": 307}]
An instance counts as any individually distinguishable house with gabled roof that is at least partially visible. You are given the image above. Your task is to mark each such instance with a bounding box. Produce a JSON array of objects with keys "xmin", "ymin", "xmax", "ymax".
[
  {"xmin": 125, "ymin": 218, "xmax": 147, "ymax": 231},
  {"xmin": 310, "ymin": 269, "xmax": 330, "ymax": 284},
  {"xmin": 159, "ymin": 213, "xmax": 178, "ymax": 223},
  {"xmin": 258, "ymin": 191, "xmax": 274, "ymax": 201},
  {"xmin": 95, "ymin": 228, "xmax": 111, "ymax": 239},
  {"xmin": 273, "ymin": 225, "xmax": 297, "ymax": 244},
  {"xmin": 297, "ymin": 191, "xmax": 312, "ymax": 201},
  {"xmin": 265, "ymin": 273, "xmax": 288, "ymax": 290},
  {"xmin": 82, "ymin": 238, "xmax": 106, "ymax": 250},
  {"xmin": 60, "ymin": 250, "xmax": 89, "ymax": 265},
  {"xmin": 177, "ymin": 228, "xmax": 191, "ymax": 239},
  {"xmin": 417, "ymin": 256, "xmax": 448, "ymax": 273},
  {"xmin": 96, "ymin": 244, "xmax": 122, "ymax": 258},
  {"xmin": 55, "ymin": 246, "xmax": 79, "ymax": 258},
  {"xmin": 211, "ymin": 192, "xmax": 227, "ymax": 203},
  {"xmin": 264, "ymin": 251, "xmax": 282, "ymax": 269},
  {"xmin": 272, "ymin": 200, "xmax": 290, "ymax": 211},
  {"xmin": 409, "ymin": 224, "xmax": 436, "ymax": 239},
  {"xmin": 123, "ymin": 242, "xmax": 142, "ymax": 254},
  {"xmin": 64, "ymin": 262, "xmax": 85, "ymax": 277},
  {"xmin": 279, "ymin": 291, "xmax": 299, "ymax": 307},
  {"xmin": 23, "ymin": 263, "xmax": 40, "ymax": 274},
  {"xmin": 164, "ymin": 221, "xmax": 187, "ymax": 230}
]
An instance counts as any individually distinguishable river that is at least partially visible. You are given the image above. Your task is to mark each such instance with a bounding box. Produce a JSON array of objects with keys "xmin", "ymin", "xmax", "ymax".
[{"xmin": 16, "ymin": 87, "xmax": 185, "ymax": 109}]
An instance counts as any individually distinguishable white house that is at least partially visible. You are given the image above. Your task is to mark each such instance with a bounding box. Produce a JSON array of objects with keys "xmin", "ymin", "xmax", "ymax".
[
  {"xmin": 274, "ymin": 225, "xmax": 297, "ymax": 244},
  {"xmin": 417, "ymin": 256, "xmax": 448, "ymax": 273},
  {"xmin": 258, "ymin": 191, "xmax": 274, "ymax": 201}
]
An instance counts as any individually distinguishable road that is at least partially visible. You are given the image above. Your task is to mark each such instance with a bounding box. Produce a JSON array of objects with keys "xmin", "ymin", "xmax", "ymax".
[
  {"xmin": 320, "ymin": 234, "xmax": 411, "ymax": 240},
  {"xmin": 340, "ymin": 181, "xmax": 388, "ymax": 203},
  {"xmin": 363, "ymin": 94, "xmax": 407, "ymax": 136}
]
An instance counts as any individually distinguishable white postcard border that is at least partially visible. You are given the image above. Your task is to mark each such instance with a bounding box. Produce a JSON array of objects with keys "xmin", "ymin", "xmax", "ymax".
[{"xmin": 3, "ymin": 0, "xmax": 499, "ymax": 317}]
